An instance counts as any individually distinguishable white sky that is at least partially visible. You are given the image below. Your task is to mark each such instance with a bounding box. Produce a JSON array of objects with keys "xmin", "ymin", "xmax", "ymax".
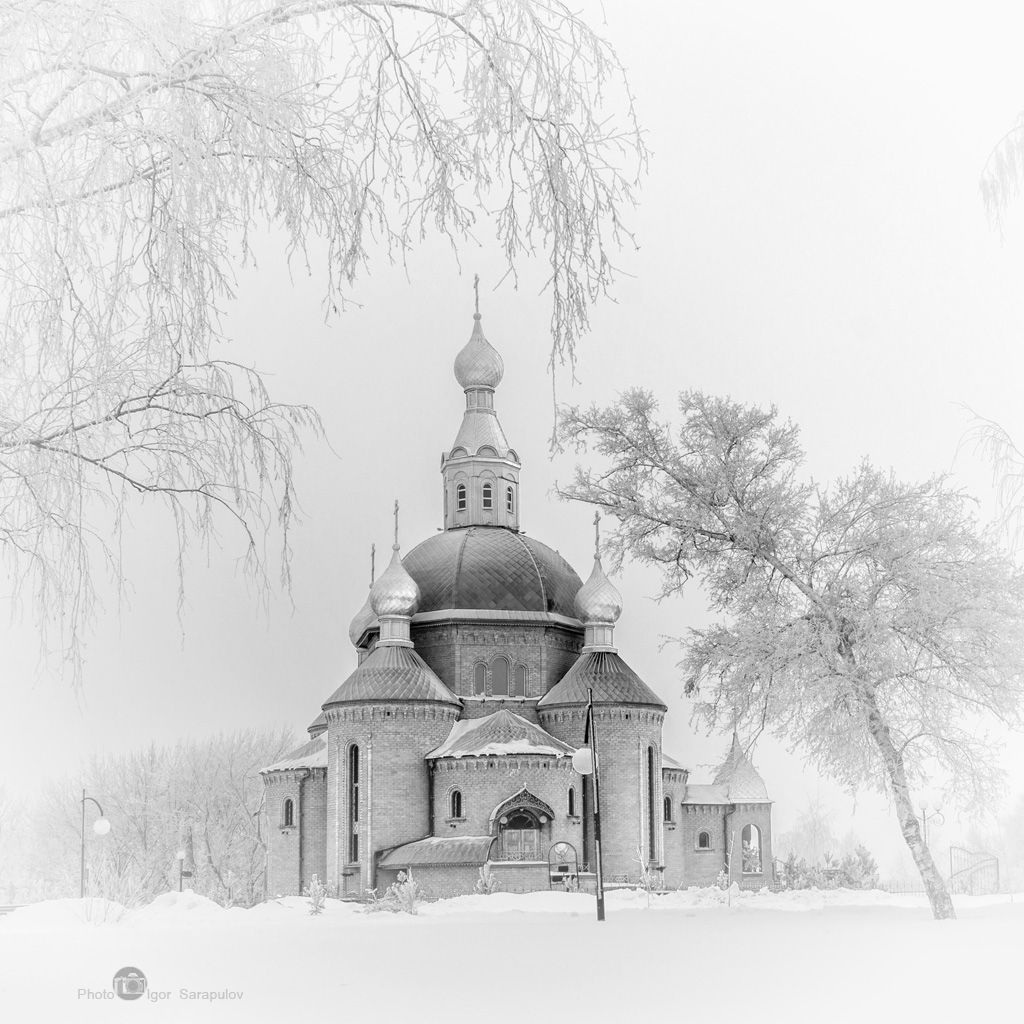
[{"xmin": 6, "ymin": 0, "xmax": 1024, "ymax": 876}]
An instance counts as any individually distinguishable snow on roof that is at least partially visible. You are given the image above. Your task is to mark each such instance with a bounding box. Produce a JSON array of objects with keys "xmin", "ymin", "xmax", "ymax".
[
  {"xmin": 681, "ymin": 784, "xmax": 731, "ymax": 805},
  {"xmin": 427, "ymin": 709, "xmax": 576, "ymax": 759},
  {"xmin": 662, "ymin": 751, "xmax": 685, "ymax": 771},
  {"xmin": 261, "ymin": 733, "xmax": 328, "ymax": 773},
  {"xmin": 378, "ymin": 835, "xmax": 497, "ymax": 868}
]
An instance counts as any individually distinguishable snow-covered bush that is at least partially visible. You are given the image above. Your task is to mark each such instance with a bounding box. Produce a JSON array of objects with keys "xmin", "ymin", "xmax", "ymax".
[
  {"xmin": 362, "ymin": 871, "xmax": 425, "ymax": 915},
  {"xmin": 474, "ymin": 864, "xmax": 499, "ymax": 896},
  {"xmin": 304, "ymin": 874, "xmax": 327, "ymax": 915},
  {"xmin": 777, "ymin": 846, "xmax": 880, "ymax": 890}
]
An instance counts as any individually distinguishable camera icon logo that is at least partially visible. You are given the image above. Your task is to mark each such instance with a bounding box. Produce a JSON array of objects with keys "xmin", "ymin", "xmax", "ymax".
[{"xmin": 112, "ymin": 967, "xmax": 148, "ymax": 1001}]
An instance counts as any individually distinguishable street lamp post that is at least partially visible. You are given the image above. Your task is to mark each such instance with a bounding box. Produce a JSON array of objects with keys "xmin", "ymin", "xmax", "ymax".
[
  {"xmin": 79, "ymin": 789, "xmax": 110, "ymax": 899},
  {"xmin": 175, "ymin": 850, "xmax": 193, "ymax": 892},
  {"xmin": 920, "ymin": 803, "xmax": 945, "ymax": 850},
  {"xmin": 571, "ymin": 687, "xmax": 605, "ymax": 923}
]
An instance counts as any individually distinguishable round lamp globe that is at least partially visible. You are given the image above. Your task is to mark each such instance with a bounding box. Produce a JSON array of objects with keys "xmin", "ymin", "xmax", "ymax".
[
  {"xmin": 93, "ymin": 818, "xmax": 111, "ymax": 836},
  {"xmin": 571, "ymin": 748, "xmax": 594, "ymax": 775}
]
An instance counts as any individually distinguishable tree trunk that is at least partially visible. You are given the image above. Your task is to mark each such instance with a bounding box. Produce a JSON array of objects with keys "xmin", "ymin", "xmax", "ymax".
[{"xmin": 863, "ymin": 693, "xmax": 955, "ymax": 920}]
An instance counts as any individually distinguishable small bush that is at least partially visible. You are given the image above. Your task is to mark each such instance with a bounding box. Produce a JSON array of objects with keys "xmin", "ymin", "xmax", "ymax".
[
  {"xmin": 361, "ymin": 870, "xmax": 425, "ymax": 915},
  {"xmin": 304, "ymin": 873, "xmax": 327, "ymax": 915},
  {"xmin": 474, "ymin": 864, "xmax": 499, "ymax": 895}
]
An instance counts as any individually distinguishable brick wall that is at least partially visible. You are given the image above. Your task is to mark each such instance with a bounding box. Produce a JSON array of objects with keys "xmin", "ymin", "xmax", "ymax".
[
  {"xmin": 376, "ymin": 864, "xmax": 481, "ymax": 900},
  {"xmin": 431, "ymin": 755, "xmax": 584, "ymax": 862},
  {"xmin": 726, "ymin": 803, "xmax": 774, "ymax": 885},
  {"xmin": 325, "ymin": 702, "xmax": 459, "ymax": 897},
  {"xmin": 539, "ymin": 705, "xmax": 665, "ymax": 883},
  {"xmin": 673, "ymin": 804, "xmax": 728, "ymax": 887},
  {"xmin": 489, "ymin": 861, "xmax": 550, "ymax": 893},
  {"xmin": 412, "ymin": 621, "xmax": 583, "ymax": 700},
  {"xmin": 300, "ymin": 769, "xmax": 327, "ymax": 891},
  {"xmin": 263, "ymin": 770, "xmax": 305, "ymax": 897}
]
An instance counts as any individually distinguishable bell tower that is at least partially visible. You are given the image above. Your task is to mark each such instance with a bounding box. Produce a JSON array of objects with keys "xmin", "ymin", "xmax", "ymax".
[{"xmin": 441, "ymin": 279, "xmax": 521, "ymax": 531}]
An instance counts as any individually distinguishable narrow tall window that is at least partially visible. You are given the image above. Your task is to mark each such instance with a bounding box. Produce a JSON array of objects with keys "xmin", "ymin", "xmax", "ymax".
[
  {"xmin": 348, "ymin": 743, "xmax": 360, "ymax": 863},
  {"xmin": 697, "ymin": 831, "xmax": 711, "ymax": 851},
  {"xmin": 513, "ymin": 665, "xmax": 527, "ymax": 697},
  {"xmin": 450, "ymin": 790, "xmax": 463, "ymax": 819},
  {"xmin": 456, "ymin": 484, "xmax": 467, "ymax": 511},
  {"xmin": 647, "ymin": 746, "xmax": 657, "ymax": 861},
  {"xmin": 568, "ymin": 787, "xmax": 576, "ymax": 817},
  {"xmin": 742, "ymin": 824, "xmax": 762, "ymax": 874},
  {"xmin": 482, "ymin": 482, "xmax": 493, "ymax": 509},
  {"xmin": 506, "ymin": 486, "xmax": 514, "ymax": 514},
  {"xmin": 283, "ymin": 798, "xmax": 294, "ymax": 827},
  {"xmin": 492, "ymin": 657, "xmax": 509, "ymax": 696},
  {"xmin": 663, "ymin": 796, "xmax": 672, "ymax": 823},
  {"xmin": 474, "ymin": 662, "xmax": 486, "ymax": 695}
]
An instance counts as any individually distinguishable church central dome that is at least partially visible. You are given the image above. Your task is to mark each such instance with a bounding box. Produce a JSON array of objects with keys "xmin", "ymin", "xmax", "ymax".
[{"xmin": 403, "ymin": 526, "xmax": 583, "ymax": 617}]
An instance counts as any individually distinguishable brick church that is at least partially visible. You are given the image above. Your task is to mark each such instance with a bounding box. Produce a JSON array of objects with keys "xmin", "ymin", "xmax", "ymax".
[{"xmin": 261, "ymin": 306, "xmax": 773, "ymax": 898}]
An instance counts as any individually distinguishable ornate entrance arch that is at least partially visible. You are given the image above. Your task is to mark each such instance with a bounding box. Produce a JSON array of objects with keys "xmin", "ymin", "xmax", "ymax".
[{"xmin": 490, "ymin": 789, "xmax": 555, "ymax": 862}]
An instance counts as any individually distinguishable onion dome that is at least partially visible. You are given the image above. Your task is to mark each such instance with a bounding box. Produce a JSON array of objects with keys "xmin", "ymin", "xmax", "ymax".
[
  {"xmin": 574, "ymin": 554, "xmax": 622, "ymax": 624},
  {"xmin": 321, "ymin": 643, "xmax": 461, "ymax": 708},
  {"xmin": 454, "ymin": 314, "xmax": 504, "ymax": 391},
  {"xmin": 371, "ymin": 544, "xmax": 420, "ymax": 618},
  {"xmin": 348, "ymin": 592, "xmax": 376, "ymax": 646},
  {"xmin": 349, "ymin": 544, "xmax": 378, "ymax": 646}
]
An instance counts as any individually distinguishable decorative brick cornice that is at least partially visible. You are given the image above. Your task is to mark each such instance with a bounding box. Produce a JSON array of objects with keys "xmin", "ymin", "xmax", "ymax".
[{"xmin": 324, "ymin": 704, "xmax": 460, "ymax": 725}]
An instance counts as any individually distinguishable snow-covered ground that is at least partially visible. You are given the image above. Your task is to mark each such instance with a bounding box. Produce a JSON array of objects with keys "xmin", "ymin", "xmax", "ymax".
[{"xmin": 1, "ymin": 886, "xmax": 1019, "ymax": 1022}]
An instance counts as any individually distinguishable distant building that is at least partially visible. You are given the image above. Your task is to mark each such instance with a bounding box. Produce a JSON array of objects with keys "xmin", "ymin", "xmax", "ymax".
[{"xmin": 261, "ymin": 307, "xmax": 773, "ymax": 898}]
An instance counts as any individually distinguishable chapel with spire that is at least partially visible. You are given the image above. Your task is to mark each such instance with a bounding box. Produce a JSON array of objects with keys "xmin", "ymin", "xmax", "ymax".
[{"xmin": 261, "ymin": 293, "xmax": 773, "ymax": 897}]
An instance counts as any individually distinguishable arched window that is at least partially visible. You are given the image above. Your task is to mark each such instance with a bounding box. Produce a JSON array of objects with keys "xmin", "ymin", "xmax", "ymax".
[
  {"xmin": 456, "ymin": 484, "xmax": 467, "ymax": 511},
  {"xmin": 283, "ymin": 798, "xmax": 294, "ymax": 827},
  {"xmin": 501, "ymin": 810, "xmax": 540, "ymax": 860},
  {"xmin": 663, "ymin": 796, "xmax": 672, "ymax": 822},
  {"xmin": 513, "ymin": 664, "xmax": 527, "ymax": 697},
  {"xmin": 742, "ymin": 824, "xmax": 762, "ymax": 874},
  {"xmin": 647, "ymin": 746, "xmax": 657, "ymax": 860},
  {"xmin": 568, "ymin": 787, "xmax": 577, "ymax": 817},
  {"xmin": 482, "ymin": 482, "xmax": 493, "ymax": 509},
  {"xmin": 492, "ymin": 657, "xmax": 509, "ymax": 696},
  {"xmin": 450, "ymin": 790, "xmax": 463, "ymax": 819},
  {"xmin": 347, "ymin": 744, "xmax": 360, "ymax": 863},
  {"xmin": 697, "ymin": 831, "xmax": 711, "ymax": 851},
  {"xmin": 506, "ymin": 486, "xmax": 515, "ymax": 514},
  {"xmin": 473, "ymin": 662, "xmax": 486, "ymax": 696}
]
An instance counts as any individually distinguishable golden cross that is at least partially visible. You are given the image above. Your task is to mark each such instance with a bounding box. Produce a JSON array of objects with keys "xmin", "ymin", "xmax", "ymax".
[
  {"xmin": 393, "ymin": 499, "xmax": 400, "ymax": 548},
  {"xmin": 473, "ymin": 273, "xmax": 480, "ymax": 315},
  {"xmin": 370, "ymin": 543, "xmax": 376, "ymax": 585},
  {"xmin": 593, "ymin": 509, "xmax": 601, "ymax": 558}
]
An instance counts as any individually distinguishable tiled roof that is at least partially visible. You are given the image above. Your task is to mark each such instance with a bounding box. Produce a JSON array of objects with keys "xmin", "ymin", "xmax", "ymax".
[
  {"xmin": 321, "ymin": 644, "xmax": 461, "ymax": 708},
  {"xmin": 662, "ymin": 751, "xmax": 685, "ymax": 770},
  {"xmin": 427, "ymin": 709, "xmax": 576, "ymax": 759},
  {"xmin": 307, "ymin": 712, "xmax": 327, "ymax": 736},
  {"xmin": 538, "ymin": 651, "xmax": 667, "ymax": 710},
  {"xmin": 378, "ymin": 835, "xmax": 497, "ymax": 868},
  {"xmin": 712, "ymin": 733, "xmax": 770, "ymax": 801},
  {"xmin": 403, "ymin": 527, "xmax": 583, "ymax": 618},
  {"xmin": 449, "ymin": 409, "xmax": 513, "ymax": 460},
  {"xmin": 261, "ymin": 733, "xmax": 327, "ymax": 773}
]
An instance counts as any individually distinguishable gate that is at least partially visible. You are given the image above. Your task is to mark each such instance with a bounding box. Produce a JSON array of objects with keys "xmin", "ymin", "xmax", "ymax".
[
  {"xmin": 948, "ymin": 845, "xmax": 1000, "ymax": 895},
  {"xmin": 548, "ymin": 842, "xmax": 579, "ymax": 891}
]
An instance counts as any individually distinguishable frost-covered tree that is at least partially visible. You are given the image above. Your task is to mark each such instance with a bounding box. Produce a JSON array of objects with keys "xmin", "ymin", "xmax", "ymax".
[
  {"xmin": 0, "ymin": 0, "xmax": 644, "ymax": 678},
  {"xmin": 12, "ymin": 729, "xmax": 293, "ymax": 905},
  {"xmin": 560, "ymin": 390, "xmax": 1024, "ymax": 920}
]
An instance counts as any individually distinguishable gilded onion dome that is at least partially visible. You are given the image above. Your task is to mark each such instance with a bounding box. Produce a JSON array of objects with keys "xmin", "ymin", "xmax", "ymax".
[
  {"xmin": 574, "ymin": 553, "xmax": 622, "ymax": 624},
  {"xmin": 348, "ymin": 592, "xmax": 376, "ymax": 647},
  {"xmin": 348, "ymin": 544, "xmax": 378, "ymax": 647},
  {"xmin": 454, "ymin": 314, "xmax": 504, "ymax": 391},
  {"xmin": 371, "ymin": 544, "xmax": 420, "ymax": 618}
]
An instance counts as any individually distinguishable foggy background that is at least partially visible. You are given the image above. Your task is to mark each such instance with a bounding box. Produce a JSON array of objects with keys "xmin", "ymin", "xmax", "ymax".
[{"xmin": 5, "ymin": 0, "xmax": 1024, "ymax": 877}]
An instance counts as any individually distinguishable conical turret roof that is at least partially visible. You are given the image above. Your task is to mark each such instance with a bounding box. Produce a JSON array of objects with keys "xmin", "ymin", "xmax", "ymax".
[
  {"xmin": 322, "ymin": 643, "xmax": 461, "ymax": 708},
  {"xmin": 711, "ymin": 733, "xmax": 770, "ymax": 801},
  {"xmin": 538, "ymin": 650, "xmax": 666, "ymax": 710}
]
